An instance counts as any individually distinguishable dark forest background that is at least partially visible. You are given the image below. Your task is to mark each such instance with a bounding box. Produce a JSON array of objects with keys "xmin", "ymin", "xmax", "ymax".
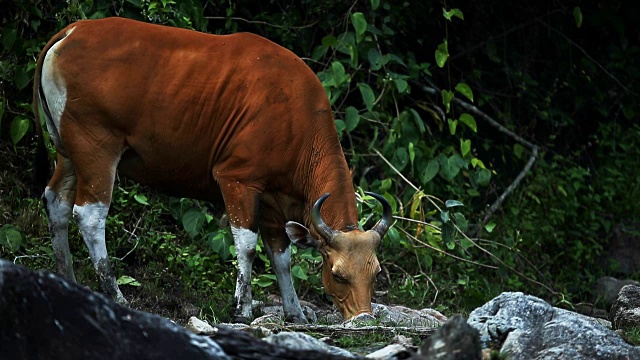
[{"xmin": 1, "ymin": 0, "xmax": 638, "ymax": 319}]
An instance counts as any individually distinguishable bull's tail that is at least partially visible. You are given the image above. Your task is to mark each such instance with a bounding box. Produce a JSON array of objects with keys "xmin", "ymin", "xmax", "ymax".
[{"xmin": 32, "ymin": 29, "xmax": 68, "ymax": 197}]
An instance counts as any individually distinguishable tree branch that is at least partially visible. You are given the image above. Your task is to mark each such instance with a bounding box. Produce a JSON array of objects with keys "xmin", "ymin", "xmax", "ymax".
[{"xmin": 417, "ymin": 83, "xmax": 540, "ymax": 226}]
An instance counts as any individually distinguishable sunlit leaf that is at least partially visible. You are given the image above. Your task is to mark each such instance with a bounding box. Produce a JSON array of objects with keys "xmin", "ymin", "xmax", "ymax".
[
  {"xmin": 459, "ymin": 113, "xmax": 477, "ymax": 132},
  {"xmin": 445, "ymin": 200, "xmax": 464, "ymax": 208},
  {"xmin": 351, "ymin": 12, "xmax": 367, "ymax": 42},
  {"xmin": 461, "ymin": 138, "xmax": 471, "ymax": 157},
  {"xmin": 441, "ymin": 90, "xmax": 454, "ymax": 113},
  {"xmin": 442, "ymin": 8, "xmax": 464, "ymax": 21},
  {"xmin": 117, "ymin": 275, "xmax": 141, "ymax": 287},
  {"xmin": 435, "ymin": 40, "xmax": 449, "ymax": 68},
  {"xmin": 455, "ymin": 82, "xmax": 474, "ymax": 102}
]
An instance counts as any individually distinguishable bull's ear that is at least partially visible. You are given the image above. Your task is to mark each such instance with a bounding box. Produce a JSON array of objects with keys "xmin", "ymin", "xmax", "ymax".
[{"xmin": 285, "ymin": 221, "xmax": 320, "ymax": 249}]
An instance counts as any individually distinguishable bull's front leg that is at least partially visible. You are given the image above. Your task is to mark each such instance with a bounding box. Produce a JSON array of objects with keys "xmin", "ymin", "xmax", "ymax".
[{"xmin": 229, "ymin": 225, "xmax": 258, "ymax": 323}]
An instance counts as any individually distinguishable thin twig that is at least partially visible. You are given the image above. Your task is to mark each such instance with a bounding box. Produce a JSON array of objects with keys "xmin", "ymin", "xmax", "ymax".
[
  {"xmin": 418, "ymin": 83, "xmax": 540, "ymax": 225},
  {"xmin": 204, "ymin": 16, "xmax": 318, "ymax": 30},
  {"xmin": 398, "ymin": 227, "xmax": 497, "ymax": 269},
  {"xmin": 536, "ymin": 19, "xmax": 634, "ymax": 95}
]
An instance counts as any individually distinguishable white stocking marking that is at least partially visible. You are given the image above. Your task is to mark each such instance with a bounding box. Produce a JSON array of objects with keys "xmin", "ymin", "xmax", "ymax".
[
  {"xmin": 270, "ymin": 245, "xmax": 306, "ymax": 323},
  {"xmin": 44, "ymin": 187, "xmax": 75, "ymax": 282},
  {"xmin": 74, "ymin": 202, "xmax": 126, "ymax": 304},
  {"xmin": 230, "ymin": 226, "xmax": 258, "ymax": 321}
]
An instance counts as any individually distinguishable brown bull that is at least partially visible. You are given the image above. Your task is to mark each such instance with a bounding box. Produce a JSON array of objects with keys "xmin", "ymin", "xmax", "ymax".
[{"xmin": 33, "ymin": 17, "xmax": 392, "ymax": 323}]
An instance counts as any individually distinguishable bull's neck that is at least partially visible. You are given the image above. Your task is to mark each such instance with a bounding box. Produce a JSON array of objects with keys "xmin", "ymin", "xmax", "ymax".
[{"xmin": 302, "ymin": 130, "xmax": 359, "ymax": 233}]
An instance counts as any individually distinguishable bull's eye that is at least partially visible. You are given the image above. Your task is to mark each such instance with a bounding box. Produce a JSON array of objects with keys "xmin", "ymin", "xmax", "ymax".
[{"xmin": 332, "ymin": 272, "xmax": 349, "ymax": 284}]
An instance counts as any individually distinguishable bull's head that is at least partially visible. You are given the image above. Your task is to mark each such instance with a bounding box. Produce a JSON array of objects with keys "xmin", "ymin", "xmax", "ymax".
[{"xmin": 285, "ymin": 192, "xmax": 392, "ymax": 319}]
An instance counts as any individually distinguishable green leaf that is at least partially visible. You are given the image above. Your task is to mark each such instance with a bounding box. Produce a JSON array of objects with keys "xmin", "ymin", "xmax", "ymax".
[
  {"xmin": 117, "ymin": 275, "xmax": 141, "ymax": 286},
  {"xmin": 421, "ymin": 159, "xmax": 440, "ymax": 184},
  {"xmin": 331, "ymin": 61, "xmax": 348, "ymax": 85},
  {"xmin": 394, "ymin": 79, "xmax": 408, "ymax": 93},
  {"xmin": 334, "ymin": 119, "xmax": 346, "ymax": 137},
  {"xmin": 1, "ymin": 28, "xmax": 16, "ymax": 50},
  {"xmin": 461, "ymin": 139, "xmax": 471, "ymax": 157},
  {"xmin": 442, "ymin": 8, "xmax": 464, "ymax": 21},
  {"xmin": 10, "ymin": 117, "xmax": 30, "ymax": 145},
  {"xmin": 351, "ymin": 12, "xmax": 367, "ymax": 42},
  {"xmin": 455, "ymin": 82, "xmax": 474, "ymax": 102},
  {"xmin": 573, "ymin": 7, "xmax": 583, "ymax": 28},
  {"xmin": 370, "ymin": 0, "xmax": 380, "ymax": 10},
  {"xmin": 513, "ymin": 143, "xmax": 524, "ymax": 159},
  {"xmin": 133, "ymin": 194, "xmax": 149, "ymax": 205},
  {"xmin": 447, "ymin": 118, "xmax": 458, "ymax": 135},
  {"xmin": 291, "ymin": 265, "xmax": 308, "ymax": 280},
  {"xmin": 476, "ymin": 168, "xmax": 492, "ymax": 186},
  {"xmin": 460, "ymin": 237, "xmax": 474, "ymax": 250},
  {"xmin": 0, "ymin": 225, "xmax": 23, "ymax": 253},
  {"xmin": 182, "ymin": 210, "xmax": 206, "ymax": 238},
  {"xmin": 453, "ymin": 212, "xmax": 468, "ymax": 232},
  {"xmin": 367, "ymin": 48, "xmax": 390, "ymax": 70},
  {"xmin": 409, "ymin": 109, "xmax": 425, "ymax": 133},
  {"xmin": 440, "ymin": 210, "xmax": 450, "ymax": 222},
  {"xmin": 441, "ymin": 90, "xmax": 454, "ymax": 113},
  {"xmin": 358, "ymin": 83, "xmax": 376, "ymax": 111},
  {"xmin": 445, "ymin": 200, "xmax": 464, "ymax": 208},
  {"xmin": 442, "ymin": 222, "xmax": 455, "ymax": 249},
  {"xmin": 408, "ymin": 142, "xmax": 415, "ymax": 166},
  {"xmin": 439, "ymin": 153, "xmax": 461, "ymax": 180},
  {"xmin": 484, "ymin": 222, "xmax": 497, "ymax": 233},
  {"xmin": 391, "ymin": 147, "xmax": 409, "ymax": 171},
  {"xmin": 435, "ymin": 40, "xmax": 449, "ymax": 68},
  {"xmin": 459, "ymin": 113, "xmax": 477, "ymax": 132},
  {"xmin": 14, "ymin": 65, "xmax": 32, "ymax": 90},
  {"xmin": 345, "ymin": 106, "xmax": 360, "ymax": 132}
]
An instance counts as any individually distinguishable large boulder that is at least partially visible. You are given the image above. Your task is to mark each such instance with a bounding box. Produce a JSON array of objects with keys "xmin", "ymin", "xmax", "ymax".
[
  {"xmin": 468, "ymin": 292, "xmax": 640, "ymax": 360},
  {"xmin": 610, "ymin": 284, "xmax": 640, "ymax": 331},
  {"xmin": 0, "ymin": 260, "xmax": 228, "ymax": 359},
  {"xmin": 0, "ymin": 260, "xmax": 358, "ymax": 360}
]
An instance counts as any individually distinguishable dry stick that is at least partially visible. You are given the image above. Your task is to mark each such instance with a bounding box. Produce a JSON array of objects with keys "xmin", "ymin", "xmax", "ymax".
[{"xmin": 418, "ymin": 84, "xmax": 540, "ymax": 225}]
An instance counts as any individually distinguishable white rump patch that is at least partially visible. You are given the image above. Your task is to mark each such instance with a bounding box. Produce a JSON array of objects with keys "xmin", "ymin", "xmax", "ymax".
[{"xmin": 41, "ymin": 27, "xmax": 75, "ymax": 148}]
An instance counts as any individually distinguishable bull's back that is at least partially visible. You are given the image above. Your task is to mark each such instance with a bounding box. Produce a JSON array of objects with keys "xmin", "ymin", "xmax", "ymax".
[{"xmin": 42, "ymin": 17, "xmax": 332, "ymax": 201}]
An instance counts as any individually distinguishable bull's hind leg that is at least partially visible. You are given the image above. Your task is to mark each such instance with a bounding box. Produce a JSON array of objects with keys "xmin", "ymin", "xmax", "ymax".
[
  {"xmin": 43, "ymin": 154, "xmax": 77, "ymax": 282},
  {"xmin": 261, "ymin": 227, "xmax": 307, "ymax": 323},
  {"xmin": 68, "ymin": 136, "xmax": 126, "ymax": 304},
  {"xmin": 217, "ymin": 177, "xmax": 261, "ymax": 323}
]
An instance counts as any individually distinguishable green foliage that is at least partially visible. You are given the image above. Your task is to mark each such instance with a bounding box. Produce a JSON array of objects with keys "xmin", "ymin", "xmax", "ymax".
[{"xmin": 1, "ymin": 0, "xmax": 639, "ymax": 320}]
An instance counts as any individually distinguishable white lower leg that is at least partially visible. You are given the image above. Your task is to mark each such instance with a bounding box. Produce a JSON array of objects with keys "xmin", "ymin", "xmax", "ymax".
[
  {"xmin": 43, "ymin": 187, "xmax": 76, "ymax": 282},
  {"xmin": 269, "ymin": 245, "xmax": 306, "ymax": 323},
  {"xmin": 74, "ymin": 202, "xmax": 126, "ymax": 304},
  {"xmin": 231, "ymin": 226, "xmax": 258, "ymax": 322}
]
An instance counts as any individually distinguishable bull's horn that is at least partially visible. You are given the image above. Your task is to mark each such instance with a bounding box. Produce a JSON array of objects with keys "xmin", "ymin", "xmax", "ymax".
[
  {"xmin": 311, "ymin": 193, "xmax": 339, "ymax": 241},
  {"xmin": 364, "ymin": 191, "xmax": 392, "ymax": 237}
]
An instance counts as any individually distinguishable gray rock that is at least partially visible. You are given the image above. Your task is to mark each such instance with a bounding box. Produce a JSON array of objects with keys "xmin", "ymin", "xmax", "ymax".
[
  {"xmin": 608, "ymin": 222, "xmax": 640, "ymax": 274},
  {"xmin": 372, "ymin": 303, "xmax": 446, "ymax": 327},
  {"xmin": 365, "ymin": 344, "xmax": 410, "ymax": 359},
  {"xmin": 610, "ymin": 284, "xmax": 640, "ymax": 331},
  {"xmin": 187, "ymin": 316, "xmax": 217, "ymax": 335},
  {"xmin": 414, "ymin": 314, "xmax": 481, "ymax": 360},
  {"xmin": 264, "ymin": 331, "xmax": 358, "ymax": 358},
  {"xmin": 0, "ymin": 260, "xmax": 230, "ymax": 360},
  {"xmin": 468, "ymin": 292, "xmax": 640, "ymax": 360}
]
